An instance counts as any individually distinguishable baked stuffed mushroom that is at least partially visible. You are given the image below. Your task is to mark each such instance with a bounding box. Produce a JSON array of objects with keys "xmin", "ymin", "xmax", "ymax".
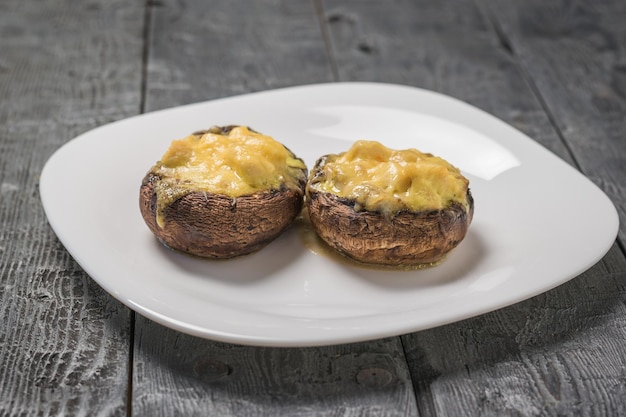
[
  {"xmin": 140, "ymin": 125, "xmax": 307, "ymax": 258},
  {"xmin": 306, "ymin": 140, "xmax": 473, "ymax": 267}
]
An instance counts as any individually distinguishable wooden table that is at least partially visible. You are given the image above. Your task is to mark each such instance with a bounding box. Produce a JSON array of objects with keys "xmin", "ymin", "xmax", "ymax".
[{"xmin": 2, "ymin": 0, "xmax": 625, "ymax": 415}]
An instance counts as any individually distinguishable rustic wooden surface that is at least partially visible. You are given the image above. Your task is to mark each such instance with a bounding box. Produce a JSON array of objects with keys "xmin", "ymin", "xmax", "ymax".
[{"xmin": 1, "ymin": 0, "xmax": 625, "ymax": 416}]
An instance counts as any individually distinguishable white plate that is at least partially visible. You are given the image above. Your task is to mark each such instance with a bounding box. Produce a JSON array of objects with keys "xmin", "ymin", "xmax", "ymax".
[{"xmin": 40, "ymin": 82, "xmax": 619, "ymax": 347}]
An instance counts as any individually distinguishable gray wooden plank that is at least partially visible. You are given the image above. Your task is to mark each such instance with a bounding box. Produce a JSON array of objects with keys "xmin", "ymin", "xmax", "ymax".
[
  {"xmin": 0, "ymin": 0, "xmax": 144, "ymax": 415},
  {"xmin": 478, "ymin": 0, "xmax": 626, "ymax": 244},
  {"xmin": 322, "ymin": 0, "xmax": 626, "ymax": 415},
  {"xmin": 3, "ymin": 0, "xmax": 623, "ymax": 416},
  {"xmin": 133, "ymin": 0, "xmax": 418, "ymax": 416},
  {"xmin": 134, "ymin": 320, "xmax": 417, "ymax": 417},
  {"xmin": 144, "ymin": 0, "xmax": 335, "ymax": 111}
]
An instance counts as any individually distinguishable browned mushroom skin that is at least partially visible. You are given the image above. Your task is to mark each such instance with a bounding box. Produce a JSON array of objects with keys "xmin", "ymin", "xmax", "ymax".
[
  {"xmin": 139, "ymin": 125, "xmax": 307, "ymax": 259},
  {"xmin": 306, "ymin": 157, "xmax": 474, "ymax": 267},
  {"xmin": 140, "ymin": 172, "xmax": 306, "ymax": 258}
]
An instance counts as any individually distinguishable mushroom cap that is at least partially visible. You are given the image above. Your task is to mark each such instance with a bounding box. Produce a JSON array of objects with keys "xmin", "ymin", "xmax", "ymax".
[
  {"xmin": 305, "ymin": 149, "xmax": 474, "ymax": 267},
  {"xmin": 306, "ymin": 189, "xmax": 473, "ymax": 266},
  {"xmin": 139, "ymin": 125, "xmax": 307, "ymax": 259},
  {"xmin": 140, "ymin": 172, "xmax": 305, "ymax": 258}
]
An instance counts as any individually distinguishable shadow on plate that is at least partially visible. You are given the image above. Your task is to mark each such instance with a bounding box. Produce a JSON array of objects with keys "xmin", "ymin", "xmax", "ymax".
[{"xmin": 150, "ymin": 226, "xmax": 309, "ymax": 285}]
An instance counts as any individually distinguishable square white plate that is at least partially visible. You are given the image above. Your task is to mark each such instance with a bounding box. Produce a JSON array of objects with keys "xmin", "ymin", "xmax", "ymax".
[{"xmin": 40, "ymin": 82, "xmax": 619, "ymax": 346}]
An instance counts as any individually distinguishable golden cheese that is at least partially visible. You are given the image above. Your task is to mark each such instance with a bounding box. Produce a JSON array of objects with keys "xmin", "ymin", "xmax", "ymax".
[
  {"xmin": 150, "ymin": 126, "xmax": 306, "ymax": 227},
  {"xmin": 308, "ymin": 140, "xmax": 470, "ymax": 216}
]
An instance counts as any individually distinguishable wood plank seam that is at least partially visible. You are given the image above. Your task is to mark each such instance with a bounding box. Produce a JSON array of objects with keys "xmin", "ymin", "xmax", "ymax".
[{"xmin": 313, "ymin": 0, "xmax": 340, "ymax": 81}]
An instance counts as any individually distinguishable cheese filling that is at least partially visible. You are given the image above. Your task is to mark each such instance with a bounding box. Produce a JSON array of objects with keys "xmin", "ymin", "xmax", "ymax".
[
  {"xmin": 150, "ymin": 126, "xmax": 306, "ymax": 227},
  {"xmin": 308, "ymin": 140, "xmax": 470, "ymax": 216}
]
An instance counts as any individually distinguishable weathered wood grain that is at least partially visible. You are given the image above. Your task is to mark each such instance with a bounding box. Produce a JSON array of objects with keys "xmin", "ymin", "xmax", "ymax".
[
  {"xmin": 0, "ymin": 0, "xmax": 144, "ymax": 415},
  {"xmin": 134, "ymin": 320, "xmax": 417, "ymax": 417},
  {"xmin": 133, "ymin": 0, "xmax": 418, "ymax": 416},
  {"xmin": 321, "ymin": 0, "xmax": 626, "ymax": 415},
  {"xmin": 144, "ymin": 0, "xmax": 334, "ymax": 111},
  {"xmin": 3, "ymin": 0, "xmax": 625, "ymax": 415}
]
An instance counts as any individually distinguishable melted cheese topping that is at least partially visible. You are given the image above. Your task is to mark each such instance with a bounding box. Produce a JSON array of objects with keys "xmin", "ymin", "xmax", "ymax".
[
  {"xmin": 308, "ymin": 140, "xmax": 469, "ymax": 216},
  {"xmin": 150, "ymin": 126, "xmax": 306, "ymax": 227}
]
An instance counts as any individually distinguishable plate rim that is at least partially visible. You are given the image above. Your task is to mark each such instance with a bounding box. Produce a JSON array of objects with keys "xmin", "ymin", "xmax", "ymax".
[{"xmin": 40, "ymin": 82, "xmax": 619, "ymax": 347}]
